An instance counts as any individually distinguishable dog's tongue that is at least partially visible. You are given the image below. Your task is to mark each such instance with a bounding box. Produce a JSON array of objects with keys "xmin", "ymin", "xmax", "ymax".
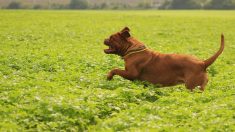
[
  {"xmin": 104, "ymin": 49, "xmax": 111, "ymax": 54},
  {"xmin": 104, "ymin": 48, "xmax": 115, "ymax": 54}
]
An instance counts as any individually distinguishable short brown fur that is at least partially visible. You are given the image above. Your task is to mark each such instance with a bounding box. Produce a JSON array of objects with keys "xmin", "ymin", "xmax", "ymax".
[{"xmin": 104, "ymin": 27, "xmax": 224, "ymax": 91}]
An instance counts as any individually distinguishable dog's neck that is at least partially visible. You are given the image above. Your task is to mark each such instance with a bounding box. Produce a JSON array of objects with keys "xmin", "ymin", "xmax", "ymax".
[
  {"xmin": 122, "ymin": 45, "xmax": 146, "ymax": 58},
  {"xmin": 122, "ymin": 37, "xmax": 146, "ymax": 59}
]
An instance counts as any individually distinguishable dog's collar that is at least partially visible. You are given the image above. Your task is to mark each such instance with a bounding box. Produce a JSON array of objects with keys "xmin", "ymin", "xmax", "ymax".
[{"xmin": 122, "ymin": 45, "xmax": 147, "ymax": 59}]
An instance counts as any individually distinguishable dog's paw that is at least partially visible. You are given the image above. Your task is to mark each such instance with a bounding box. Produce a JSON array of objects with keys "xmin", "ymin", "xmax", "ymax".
[{"xmin": 107, "ymin": 72, "xmax": 113, "ymax": 80}]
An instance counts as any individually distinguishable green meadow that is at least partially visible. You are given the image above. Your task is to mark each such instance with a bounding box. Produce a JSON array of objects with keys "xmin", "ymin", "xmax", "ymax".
[{"xmin": 0, "ymin": 10, "xmax": 235, "ymax": 131}]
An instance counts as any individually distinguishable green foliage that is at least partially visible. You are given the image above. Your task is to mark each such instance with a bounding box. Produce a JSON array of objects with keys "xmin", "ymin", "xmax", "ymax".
[
  {"xmin": 2, "ymin": 0, "xmax": 235, "ymax": 9},
  {"xmin": 169, "ymin": 0, "xmax": 201, "ymax": 9},
  {"xmin": 69, "ymin": 0, "xmax": 88, "ymax": 9},
  {"xmin": 0, "ymin": 10, "xmax": 235, "ymax": 131},
  {"xmin": 33, "ymin": 4, "xmax": 43, "ymax": 9},
  {"xmin": 204, "ymin": 0, "xmax": 235, "ymax": 9},
  {"xmin": 137, "ymin": 2, "xmax": 152, "ymax": 9},
  {"xmin": 6, "ymin": 1, "xmax": 22, "ymax": 9}
]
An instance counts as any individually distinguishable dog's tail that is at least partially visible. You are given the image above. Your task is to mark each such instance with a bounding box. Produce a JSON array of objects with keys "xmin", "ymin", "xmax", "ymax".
[{"xmin": 204, "ymin": 34, "xmax": 224, "ymax": 69}]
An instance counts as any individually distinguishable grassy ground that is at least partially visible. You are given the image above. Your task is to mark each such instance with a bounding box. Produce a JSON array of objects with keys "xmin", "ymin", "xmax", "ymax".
[{"xmin": 0, "ymin": 10, "xmax": 235, "ymax": 131}]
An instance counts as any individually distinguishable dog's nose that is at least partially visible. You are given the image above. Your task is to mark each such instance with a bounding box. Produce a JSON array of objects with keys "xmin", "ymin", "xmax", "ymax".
[{"xmin": 104, "ymin": 39, "xmax": 109, "ymax": 44}]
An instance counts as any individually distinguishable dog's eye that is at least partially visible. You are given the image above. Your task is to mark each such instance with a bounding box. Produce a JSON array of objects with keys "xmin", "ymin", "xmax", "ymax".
[{"xmin": 110, "ymin": 36, "xmax": 114, "ymax": 40}]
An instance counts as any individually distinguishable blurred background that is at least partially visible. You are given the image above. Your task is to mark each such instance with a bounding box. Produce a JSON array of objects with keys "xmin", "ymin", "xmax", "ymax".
[{"xmin": 0, "ymin": 0, "xmax": 235, "ymax": 10}]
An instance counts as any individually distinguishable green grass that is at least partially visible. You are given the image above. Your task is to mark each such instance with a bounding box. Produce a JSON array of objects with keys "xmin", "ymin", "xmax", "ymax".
[{"xmin": 0, "ymin": 10, "xmax": 235, "ymax": 131}]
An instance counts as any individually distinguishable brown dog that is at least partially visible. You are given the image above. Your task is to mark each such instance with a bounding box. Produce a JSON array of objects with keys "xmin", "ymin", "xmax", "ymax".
[{"xmin": 104, "ymin": 27, "xmax": 224, "ymax": 91}]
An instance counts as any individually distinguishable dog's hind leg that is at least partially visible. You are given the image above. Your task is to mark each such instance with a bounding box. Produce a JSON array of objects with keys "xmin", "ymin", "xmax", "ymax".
[
  {"xmin": 185, "ymin": 79, "xmax": 197, "ymax": 91},
  {"xmin": 185, "ymin": 74, "xmax": 200, "ymax": 91},
  {"xmin": 185, "ymin": 73, "xmax": 208, "ymax": 91},
  {"xmin": 199, "ymin": 73, "xmax": 208, "ymax": 91}
]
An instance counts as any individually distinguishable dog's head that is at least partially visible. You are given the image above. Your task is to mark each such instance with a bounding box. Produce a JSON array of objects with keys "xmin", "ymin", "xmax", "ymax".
[{"xmin": 104, "ymin": 27, "xmax": 131, "ymax": 56}]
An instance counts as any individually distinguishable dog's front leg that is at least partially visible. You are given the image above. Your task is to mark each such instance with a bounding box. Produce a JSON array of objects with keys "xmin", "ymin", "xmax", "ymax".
[{"xmin": 107, "ymin": 68, "xmax": 139, "ymax": 81}]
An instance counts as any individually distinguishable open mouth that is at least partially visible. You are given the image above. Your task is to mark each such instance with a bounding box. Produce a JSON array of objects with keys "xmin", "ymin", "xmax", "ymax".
[
  {"xmin": 104, "ymin": 45, "xmax": 116, "ymax": 54},
  {"xmin": 104, "ymin": 40, "xmax": 116, "ymax": 54}
]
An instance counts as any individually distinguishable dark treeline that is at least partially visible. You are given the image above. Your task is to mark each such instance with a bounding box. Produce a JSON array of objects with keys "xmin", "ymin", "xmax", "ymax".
[{"xmin": 3, "ymin": 0, "xmax": 235, "ymax": 10}]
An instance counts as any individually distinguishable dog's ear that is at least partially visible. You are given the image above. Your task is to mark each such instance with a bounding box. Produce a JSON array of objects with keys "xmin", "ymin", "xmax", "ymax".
[
  {"xmin": 120, "ymin": 30, "xmax": 130, "ymax": 38},
  {"xmin": 121, "ymin": 27, "xmax": 130, "ymax": 32},
  {"xmin": 120, "ymin": 27, "xmax": 131, "ymax": 38}
]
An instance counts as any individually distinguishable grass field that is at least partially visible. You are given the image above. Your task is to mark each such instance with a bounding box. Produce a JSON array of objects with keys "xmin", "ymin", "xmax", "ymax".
[{"xmin": 0, "ymin": 10, "xmax": 235, "ymax": 131}]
